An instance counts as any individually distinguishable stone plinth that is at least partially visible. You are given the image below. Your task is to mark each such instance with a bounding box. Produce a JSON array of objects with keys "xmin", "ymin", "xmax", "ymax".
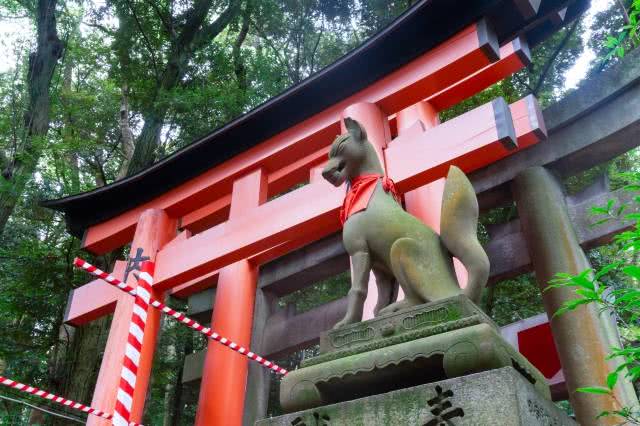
[
  {"xmin": 260, "ymin": 367, "xmax": 576, "ymax": 426},
  {"xmin": 280, "ymin": 296, "xmax": 548, "ymax": 413}
]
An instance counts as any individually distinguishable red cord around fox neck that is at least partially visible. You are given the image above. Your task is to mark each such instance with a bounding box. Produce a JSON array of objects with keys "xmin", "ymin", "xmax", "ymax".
[{"xmin": 339, "ymin": 174, "xmax": 400, "ymax": 225}]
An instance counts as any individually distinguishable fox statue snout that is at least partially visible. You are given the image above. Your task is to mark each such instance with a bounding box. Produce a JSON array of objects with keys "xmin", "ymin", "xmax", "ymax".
[
  {"xmin": 321, "ymin": 158, "xmax": 347, "ymax": 186},
  {"xmin": 325, "ymin": 117, "xmax": 490, "ymax": 329}
]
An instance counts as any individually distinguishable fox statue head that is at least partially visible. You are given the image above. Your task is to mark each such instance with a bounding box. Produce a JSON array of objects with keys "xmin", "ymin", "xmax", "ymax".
[{"xmin": 321, "ymin": 118, "xmax": 384, "ymax": 186}]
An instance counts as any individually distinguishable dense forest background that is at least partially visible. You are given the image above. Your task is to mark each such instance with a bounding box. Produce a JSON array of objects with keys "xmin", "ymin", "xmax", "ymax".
[{"xmin": 0, "ymin": 0, "xmax": 638, "ymax": 424}]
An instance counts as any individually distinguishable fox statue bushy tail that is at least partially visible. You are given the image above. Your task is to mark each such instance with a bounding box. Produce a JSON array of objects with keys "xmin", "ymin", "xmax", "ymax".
[
  {"xmin": 323, "ymin": 117, "xmax": 490, "ymax": 328},
  {"xmin": 440, "ymin": 166, "xmax": 490, "ymax": 304}
]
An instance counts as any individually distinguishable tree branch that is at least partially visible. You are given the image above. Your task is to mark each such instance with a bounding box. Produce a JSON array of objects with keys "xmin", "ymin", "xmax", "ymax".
[
  {"xmin": 123, "ymin": 0, "xmax": 161, "ymax": 82},
  {"xmin": 116, "ymin": 86, "xmax": 135, "ymax": 180},
  {"xmin": 513, "ymin": 72, "xmax": 534, "ymax": 94},
  {"xmin": 82, "ymin": 21, "xmax": 115, "ymax": 36},
  {"xmin": 191, "ymin": 0, "xmax": 240, "ymax": 51},
  {"xmin": 143, "ymin": 0, "xmax": 175, "ymax": 38},
  {"xmin": 232, "ymin": 1, "xmax": 251, "ymax": 91},
  {"xmin": 309, "ymin": 21, "xmax": 324, "ymax": 74},
  {"xmin": 615, "ymin": 0, "xmax": 631, "ymax": 24},
  {"xmin": 249, "ymin": 16, "xmax": 292, "ymax": 78},
  {"xmin": 532, "ymin": 16, "xmax": 582, "ymax": 96}
]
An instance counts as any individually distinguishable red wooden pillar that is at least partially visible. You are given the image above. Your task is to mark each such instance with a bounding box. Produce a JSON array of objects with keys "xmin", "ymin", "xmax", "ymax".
[
  {"xmin": 88, "ymin": 209, "xmax": 176, "ymax": 425},
  {"xmin": 195, "ymin": 169, "xmax": 267, "ymax": 426},
  {"xmin": 340, "ymin": 102, "xmax": 392, "ymax": 320},
  {"xmin": 397, "ymin": 102, "xmax": 468, "ymax": 287}
]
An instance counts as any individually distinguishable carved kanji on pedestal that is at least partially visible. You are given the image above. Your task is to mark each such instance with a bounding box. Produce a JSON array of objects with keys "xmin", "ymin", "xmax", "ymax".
[{"xmin": 424, "ymin": 386, "xmax": 465, "ymax": 426}]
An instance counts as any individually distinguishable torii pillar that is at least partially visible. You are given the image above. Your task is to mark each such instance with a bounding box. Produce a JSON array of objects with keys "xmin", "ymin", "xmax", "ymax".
[
  {"xmin": 513, "ymin": 167, "xmax": 638, "ymax": 425},
  {"xmin": 88, "ymin": 209, "xmax": 176, "ymax": 425},
  {"xmin": 195, "ymin": 169, "xmax": 267, "ymax": 426}
]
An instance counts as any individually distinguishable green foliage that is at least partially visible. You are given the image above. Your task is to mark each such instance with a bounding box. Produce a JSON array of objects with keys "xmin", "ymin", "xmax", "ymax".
[
  {"xmin": 482, "ymin": 274, "xmax": 545, "ymax": 327},
  {"xmin": 279, "ymin": 272, "xmax": 351, "ymax": 314},
  {"xmin": 603, "ymin": 0, "xmax": 640, "ymax": 61}
]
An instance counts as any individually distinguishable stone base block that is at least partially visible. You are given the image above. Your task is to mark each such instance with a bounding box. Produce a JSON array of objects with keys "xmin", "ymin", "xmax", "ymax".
[
  {"xmin": 280, "ymin": 296, "xmax": 548, "ymax": 413},
  {"xmin": 259, "ymin": 367, "xmax": 576, "ymax": 426}
]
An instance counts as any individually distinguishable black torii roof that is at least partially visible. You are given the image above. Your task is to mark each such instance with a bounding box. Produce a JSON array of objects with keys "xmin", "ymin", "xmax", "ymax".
[{"xmin": 43, "ymin": 0, "xmax": 589, "ymax": 238}]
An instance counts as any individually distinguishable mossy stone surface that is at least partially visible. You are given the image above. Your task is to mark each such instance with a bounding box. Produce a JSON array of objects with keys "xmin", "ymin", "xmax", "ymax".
[
  {"xmin": 317, "ymin": 295, "xmax": 496, "ymax": 360},
  {"xmin": 260, "ymin": 367, "xmax": 576, "ymax": 426},
  {"xmin": 280, "ymin": 298, "xmax": 548, "ymax": 413}
]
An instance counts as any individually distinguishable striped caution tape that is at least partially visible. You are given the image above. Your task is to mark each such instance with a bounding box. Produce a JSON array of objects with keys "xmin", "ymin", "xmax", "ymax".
[
  {"xmin": 74, "ymin": 258, "xmax": 288, "ymax": 376},
  {"xmin": 0, "ymin": 375, "xmax": 141, "ymax": 425}
]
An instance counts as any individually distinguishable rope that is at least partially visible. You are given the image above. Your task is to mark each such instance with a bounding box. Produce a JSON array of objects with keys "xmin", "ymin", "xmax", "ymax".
[
  {"xmin": 75, "ymin": 257, "xmax": 288, "ymax": 376},
  {"xmin": 0, "ymin": 375, "xmax": 141, "ymax": 425},
  {"xmin": 113, "ymin": 261, "xmax": 154, "ymax": 426},
  {"xmin": 0, "ymin": 393, "xmax": 85, "ymax": 424}
]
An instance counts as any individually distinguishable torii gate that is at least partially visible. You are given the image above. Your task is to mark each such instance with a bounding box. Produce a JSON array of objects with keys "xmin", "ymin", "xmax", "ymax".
[{"xmin": 44, "ymin": 1, "xmax": 607, "ymax": 425}]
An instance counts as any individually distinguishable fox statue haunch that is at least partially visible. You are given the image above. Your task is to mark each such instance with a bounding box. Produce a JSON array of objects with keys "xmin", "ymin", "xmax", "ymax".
[{"xmin": 322, "ymin": 118, "xmax": 490, "ymax": 329}]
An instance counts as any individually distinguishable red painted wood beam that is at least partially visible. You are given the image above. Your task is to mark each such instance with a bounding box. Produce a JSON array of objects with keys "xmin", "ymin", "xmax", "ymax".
[
  {"xmin": 426, "ymin": 37, "xmax": 530, "ymax": 111},
  {"xmin": 68, "ymin": 96, "xmax": 544, "ymax": 305},
  {"xmin": 64, "ymin": 261, "xmax": 127, "ymax": 326},
  {"xmin": 387, "ymin": 96, "xmax": 541, "ymax": 193},
  {"xmin": 167, "ymin": 37, "xmax": 530, "ymax": 237},
  {"xmin": 152, "ymin": 96, "xmax": 546, "ymax": 290},
  {"xmin": 180, "ymin": 195, "xmax": 231, "ymax": 235},
  {"xmin": 179, "ymin": 147, "xmax": 329, "ymax": 234},
  {"xmin": 81, "ymin": 21, "xmax": 499, "ymax": 255}
]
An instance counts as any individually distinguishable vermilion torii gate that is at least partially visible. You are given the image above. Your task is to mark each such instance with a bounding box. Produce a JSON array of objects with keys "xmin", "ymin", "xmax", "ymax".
[{"xmin": 44, "ymin": 1, "xmax": 595, "ymax": 425}]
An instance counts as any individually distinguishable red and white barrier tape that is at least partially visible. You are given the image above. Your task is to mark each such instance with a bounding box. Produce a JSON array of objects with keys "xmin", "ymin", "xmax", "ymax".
[
  {"xmin": 0, "ymin": 375, "xmax": 141, "ymax": 425},
  {"xmin": 74, "ymin": 258, "xmax": 288, "ymax": 376},
  {"xmin": 113, "ymin": 261, "xmax": 154, "ymax": 426}
]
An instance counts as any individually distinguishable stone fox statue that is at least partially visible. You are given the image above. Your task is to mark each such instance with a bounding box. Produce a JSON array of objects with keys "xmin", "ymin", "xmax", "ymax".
[{"xmin": 322, "ymin": 118, "xmax": 490, "ymax": 329}]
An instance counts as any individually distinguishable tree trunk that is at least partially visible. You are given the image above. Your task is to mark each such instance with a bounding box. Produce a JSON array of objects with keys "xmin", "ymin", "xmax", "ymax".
[
  {"xmin": 0, "ymin": 0, "xmax": 63, "ymax": 237},
  {"xmin": 61, "ymin": 52, "xmax": 80, "ymax": 194},
  {"xmin": 116, "ymin": 86, "xmax": 136, "ymax": 180},
  {"xmin": 124, "ymin": 0, "xmax": 240, "ymax": 176},
  {"xmin": 126, "ymin": 111, "xmax": 165, "ymax": 175},
  {"xmin": 49, "ymin": 254, "xmax": 117, "ymax": 426}
]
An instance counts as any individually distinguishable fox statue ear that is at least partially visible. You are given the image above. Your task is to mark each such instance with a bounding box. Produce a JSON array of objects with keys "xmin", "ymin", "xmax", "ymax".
[{"xmin": 344, "ymin": 117, "xmax": 367, "ymax": 142}]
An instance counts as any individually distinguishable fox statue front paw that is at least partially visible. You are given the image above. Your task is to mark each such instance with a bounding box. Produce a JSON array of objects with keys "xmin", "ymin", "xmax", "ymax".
[{"xmin": 332, "ymin": 316, "xmax": 357, "ymax": 330}]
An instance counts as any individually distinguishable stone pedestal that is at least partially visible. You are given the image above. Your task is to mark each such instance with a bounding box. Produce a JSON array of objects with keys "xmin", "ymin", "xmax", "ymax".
[
  {"xmin": 258, "ymin": 367, "xmax": 576, "ymax": 426},
  {"xmin": 279, "ymin": 295, "xmax": 547, "ymax": 413}
]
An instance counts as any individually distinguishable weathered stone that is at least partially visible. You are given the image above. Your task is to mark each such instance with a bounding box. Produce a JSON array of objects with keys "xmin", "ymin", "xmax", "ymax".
[
  {"xmin": 323, "ymin": 117, "xmax": 489, "ymax": 328},
  {"xmin": 317, "ymin": 295, "xmax": 495, "ymax": 358},
  {"xmin": 280, "ymin": 297, "xmax": 548, "ymax": 413},
  {"xmin": 513, "ymin": 166, "xmax": 639, "ymax": 425},
  {"xmin": 259, "ymin": 367, "xmax": 575, "ymax": 426}
]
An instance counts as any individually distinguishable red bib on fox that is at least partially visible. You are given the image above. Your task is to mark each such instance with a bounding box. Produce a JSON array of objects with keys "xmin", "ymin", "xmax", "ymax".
[{"xmin": 339, "ymin": 174, "xmax": 400, "ymax": 225}]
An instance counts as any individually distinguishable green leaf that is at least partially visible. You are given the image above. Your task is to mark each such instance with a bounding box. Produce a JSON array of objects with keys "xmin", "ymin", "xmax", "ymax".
[
  {"xmin": 622, "ymin": 265, "xmax": 640, "ymax": 280},
  {"xmin": 590, "ymin": 206, "xmax": 610, "ymax": 215},
  {"xmin": 591, "ymin": 218, "xmax": 612, "ymax": 227},
  {"xmin": 616, "ymin": 204, "xmax": 627, "ymax": 217},
  {"xmin": 594, "ymin": 262, "xmax": 621, "ymax": 280},
  {"xmin": 575, "ymin": 288, "xmax": 598, "ymax": 300},
  {"xmin": 625, "ymin": 213, "xmax": 640, "ymax": 221},
  {"xmin": 571, "ymin": 269, "xmax": 595, "ymax": 290},
  {"xmin": 607, "ymin": 371, "xmax": 618, "ymax": 389},
  {"xmin": 606, "ymin": 199, "xmax": 615, "ymax": 211},
  {"xmin": 553, "ymin": 298, "xmax": 592, "ymax": 317},
  {"xmin": 577, "ymin": 386, "xmax": 611, "ymax": 395}
]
